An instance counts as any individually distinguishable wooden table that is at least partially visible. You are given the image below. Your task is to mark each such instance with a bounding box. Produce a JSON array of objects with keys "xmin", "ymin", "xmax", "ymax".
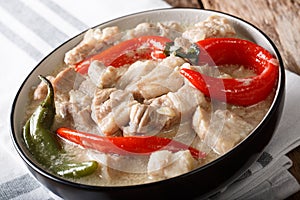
[{"xmin": 165, "ymin": 0, "xmax": 300, "ymax": 199}]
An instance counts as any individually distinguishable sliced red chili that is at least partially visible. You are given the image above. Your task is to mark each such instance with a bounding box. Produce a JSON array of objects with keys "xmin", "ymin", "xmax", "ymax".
[
  {"xmin": 180, "ymin": 38, "xmax": 279, "ymax": 106},
  {"xmin": 75, "ymin": 35, "xmax": 171, "ymax": 74},
  {"xmin": 56, "ymin": 127, "xmax": 206, "ymax": 159}
]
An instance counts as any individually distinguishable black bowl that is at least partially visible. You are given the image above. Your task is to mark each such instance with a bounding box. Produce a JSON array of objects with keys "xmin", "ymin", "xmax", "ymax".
[{"xmin": 10, "ymin": 8, "xmax": 285, "ymax": 200}]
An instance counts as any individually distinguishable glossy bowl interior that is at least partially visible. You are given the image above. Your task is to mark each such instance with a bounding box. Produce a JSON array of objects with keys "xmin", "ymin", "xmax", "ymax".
[{"xmin": 10, "ymin": 8, "xmax": 285, "ymax": 200}]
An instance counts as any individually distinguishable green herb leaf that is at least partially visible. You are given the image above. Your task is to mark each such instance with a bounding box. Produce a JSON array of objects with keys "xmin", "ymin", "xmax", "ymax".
[{"xmin": 164, "ymin": 42, "xmax": 200, "ymax": 65}]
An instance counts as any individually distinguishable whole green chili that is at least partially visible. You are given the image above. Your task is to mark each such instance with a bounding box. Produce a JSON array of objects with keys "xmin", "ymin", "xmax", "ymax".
[{"xmin": 23, "ymin": 75, "xmax": 98, "ymax": 178}]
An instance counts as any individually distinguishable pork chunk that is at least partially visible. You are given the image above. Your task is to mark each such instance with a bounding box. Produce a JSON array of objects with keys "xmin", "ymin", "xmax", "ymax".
[
  {"xmin": 68, "ymin": 104, "xmax": 98, "ymax": 133},
  {"xmin": 134, "ymin": 55, "xmax": 185, "ymax": 99},
  {"xmin": 127, "ymin": 82, "xmax": 207, "ymax": 136},
  {"xmin": 124, "ymin": 22, "xmax": 182, "ymax": 40},
  {"xmin": 96, "ymin": 113, "xmax": 122, "ymax": 136},
  {"xmin": 52, "ymin": 67, "xmax": 85, "ymax": 94},
  {"xmin": 192, "ymin": 106, "xmax": 210, "ymax": 140},
  {"xmin": 147, "ymin": 150, "xmax": 197, "ymax": 179},
  {"xmin": 117, "ymin": 55, "xmax": 185, "ymax": 100},
  {"xmin": 166, "ymin": 83, "xmax": 207, "ymax": 120},
  {"xmin": 149, "ymin": 83, "xmax": 207, "ymax": 120},
  {"xmin": 69, "ymin": 89, "xmax": 92, "ymax": 109},
  {"xmin": 33, "ymin": 67, "xmax": 84, "ymax": 100},
  {"xmin": 124, "ymin": 23, "xmax": 160, "ymax": 39},
  {"xmin": 159, "ymin": 54, "xmax": 186, "ymax": 69},
  {"xmin": 116, "ymin": 60, "xmax": 157, "ymax": 91},
  {"xmin": 78, "ymin": 78, "xmax": 97, "ymax": 98},
  {"xmin": 122, "ymin": 103, "xmax": 178, "ymax": 136},
  {"xmin": 91, "ymin": 88, "xmax": 118, "ymax": 136},
  {"xmin": 92, "ymin": 89, "xmax": 137, "ymax": 136},
  {"xmin": 193, "ymin": 108, "xmax": 254, "ymax": 154},
  {"xmin": 156, "ymin": 22, "xmax": 183, "ymax": 39},
  {"xmin": 65, "ymin": 88, "xmax": 98, "ymax": 133},
  {"xmin": 33, "ymin": 68, "xmax": 85, "ymax": 119},
  {"xmin": 88, "ymin": 61, "xmax": 127, "ymax": 88},
  {"xmin": 182, "ymin": 15, "xmax": 236, "ymax": 42},
  {"xmin": 64, "ymin": 26, "xmax": 120, "ymax": 65}
]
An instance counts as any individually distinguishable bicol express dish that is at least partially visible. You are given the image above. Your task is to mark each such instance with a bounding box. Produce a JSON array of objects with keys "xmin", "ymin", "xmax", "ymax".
[{"xmin": 23, "ymin": 15, "xmax": 279, "ymax": 186}]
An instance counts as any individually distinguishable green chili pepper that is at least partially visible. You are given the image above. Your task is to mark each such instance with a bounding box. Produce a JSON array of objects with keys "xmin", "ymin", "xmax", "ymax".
[
  {"xmin": 54, "ymin": 161, "xmax": 99, "ymax": 178},
  {"xmin": 23, "ymin": 75, "xmax": 61, "ymax": 166},
  {"xmin": 23, "ymin": 75, "xmax": 98, "ymax": 178}
]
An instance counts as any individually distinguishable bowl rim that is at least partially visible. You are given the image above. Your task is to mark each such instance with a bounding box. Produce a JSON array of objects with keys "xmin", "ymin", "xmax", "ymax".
[{"xmin": 10, "ymin": 7, "xmax": 285, "ymax": 193}]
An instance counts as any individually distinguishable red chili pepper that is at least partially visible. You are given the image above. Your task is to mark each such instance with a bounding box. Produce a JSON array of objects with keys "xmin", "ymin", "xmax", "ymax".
[
  {"xmin": 75, "ymin": 35, "xmax": 171, "ymax": 74},
  {"xmin": 56, "ymin": 127, "xmax": 206, "ymax": 159},
  {"xmin": 180, "ymin": 38, "xmax": 279, "ymax": 106}
]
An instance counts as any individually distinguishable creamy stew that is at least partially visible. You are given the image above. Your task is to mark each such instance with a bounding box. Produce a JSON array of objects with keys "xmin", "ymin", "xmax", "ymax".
[{"xmin": 24, "ymin": 15, "xmax": 278, "ymax": 186}]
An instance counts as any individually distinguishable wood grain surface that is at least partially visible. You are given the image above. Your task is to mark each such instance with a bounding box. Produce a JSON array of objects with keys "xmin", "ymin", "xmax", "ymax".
[
  {"xmin": 202, "ymin": 0, "xmax": 300, "ymax": 75},
  {"xmin": 164, "ymin": 0, "xmax": 202, "ymax": 8},
  {"xmin": 165, "ymin": 0, "xmax": 300, "ymax": 199}
]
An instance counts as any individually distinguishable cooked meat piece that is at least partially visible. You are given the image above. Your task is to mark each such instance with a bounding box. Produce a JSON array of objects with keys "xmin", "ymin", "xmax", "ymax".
[
  {"xmin": 124, "ymin": 21, "xmax": 182, "ymax": 40},
  {"xmin": 146, "ymin": 95, "xmax": 181, "ymax": 130},
  {"xmin": 63, "ymin": 88, "xmax": 98, "ymax": 133},
  {"xmin": 92, "ymin": 88, "xmax": 117, "ymax": 109},
  {"xmin": 53, "ymin": 93, "xmax": 70, "ymax": 120},
  {"xmin": 193, "ymin": 108, "xmax": 254, "ymax": 154},
  {"xmin": 88, "ymin": 61, "xmax": 127, "ymax": 88},
  {"xmin": 146, "ymin": 92, "xmax": 174, "ymax": 108},
  {"xmin": 124, "ymin": 81, "xmax": 202, "ymax": 136},
  {"xmin": 182, "ymin": 15, "xmax": 236, "ymax": 42},
  {"xmin": 33, "ymin": 68, "xmax": 85, "ymax": 101},
  {"xmin": 134, "ymin": 55, "xmax": 185, "ymax": 99},
  {"xmin": 69, "ymin": 89, "xmax": 92, "ymax": 109},
  {"xmin": 68, "ymin": 104, "xmax": 98, "ymax": 133},
  {"xmin": 147, "ymin": 150, "xmax": 196, "ymax": 179},
  {"xmin": 88, "ymin": 61, "xmax": 105, "ymax": 86},
  {"xmin": 127, "ymin": 83, "xmax": 207, "ymax": 137},
  {"xmin": 192, "ymin": 106, "xmax": 210, "ymax": 141},
  {"xmin": 96, "ymin": 113, "xmax": 122, "ymax": 136},
  {"xmin": 122, "ymin": 103, "xmax": 178, "ymax": 136},
  {"xmin": 124, "ymin": 23, "xmax": 160, "ymax": 39},
  {"xmin": 33, "ymin": 68, "xmax": 86, "ymax": 120},
  {"xmin": 166, "ymin": 83, "xmax": 207, "ymax": 120},
  {"xmin": 78, "ymin": 78, "xmax": 97, "ymax": 98},
  {"xmin": 229, "ymin": 95, "xmax": 273, "ymax": 127},
  {"xmin": 109, "ymin": 90, "xmax": 137, "ymax": 127},
  {"xmin": 33, "ymin": 76, "xmax": 55, "ymax": 100},
  {"xmin": 91, "ymin": 88, "xmax": 117, "ymax": 135},
  {"xmin": 127, "ymin": 104, "xmax": 149, "ymax": 132},
  {"xmin": 159, "ymin": 54, "xmax": 186, "ymax": 69},
  {"xmin": 64, "ymin": 26, "xmax": 120, "ymax": 65},
  {"xmin": 99, "ymin": 66, "xmax": 127, "ymax": 88},
  {"xmin": 137, "ymin": 81, "xmax": 171, "ymax": 100},
  {"xmin": 118, "ymin": 51, "xmax": 185, "ymax": 101},
  {"xmin": 156, "ymin": 22, "xmax": 183, "ymax": 39},
  {"xmin": 52, "ymin": 67, "xmax": 85, "ymax": 94},
  {"xmin": 92, "ymin": 89, "xmax": 137, "ymax": 136},
  {"xmin": 149, "ymin": 82, "xmax": 207, "ymax": 117},
  {"xmin": 116, "ymin": 60, "xmax": 157, "ymax": 90}
]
